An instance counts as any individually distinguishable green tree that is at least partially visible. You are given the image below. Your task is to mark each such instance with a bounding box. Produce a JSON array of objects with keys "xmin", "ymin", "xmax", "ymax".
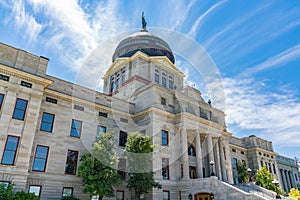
[
  {"xmin": 237, "ymin": 161, "xmax": 249, "ymax": 183},
  {"xmin": 254, "ymin": 166, "xmax": 285, "ymax": 195},
  {"xmin": 289, "ymin": 188, "xmax": 300, "ymax": 200},
  {"xmin": 78, "ymin": 132, "xmax": 122, "ymax": 200},
  {"xmin": 14, "ymin": 191, "xmax": 39, "ymax": 200},
  {"xmin": 125, "ymin": 132, "xmax": 162, "ymax": 200},
  {"xmin": 0, "ymin": 183, "xmax": 14, "ymax": 200}
]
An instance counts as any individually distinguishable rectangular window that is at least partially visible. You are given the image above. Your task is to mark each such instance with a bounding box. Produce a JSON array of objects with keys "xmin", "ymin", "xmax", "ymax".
[
  {"xmin": 233, "ymin": 158, "xmax": 237, "ymax": 169},
  {"xmin": 1, "ymin": 135, "xmax": 19, "ymax": 165},
  {"xmin": 74, "ymin": 105, "xmax": 84, "ymax": 111},
  {"xmin": 45, "ymin": 97, "xmax": 57, "ymax": 104},
  {"xmin": 116, "ymin": 190, "xmax": 124, "ymax": 200},
  {"xmin": 110, "ymin": 81, "xmax": 115, "ymax": 93},
  {"xmin": 273, "ymin": 164, "xmax": 276, "ymax": 174},
  {"xmin": 62, "ymin": 187, "xmax": 73, "ymax": 197},
  {"xmin": 29, "ymin": 185, "xmax": 41, "ymax": 197},
  {"xmin": 161, "ymin": 97, "xmax": 166, "ymax": 105},
  {"xmin": 168, "ymin": 80, "xmax": 173, "ymax": 89},
  {"xmin": 155, "ymin": 73, "xmax": 159, "ymax": 84},
  {"xmin": 40, "ymin": 112, "xmax": 55, "ymax": 132},
  {"xmin": 98, "ymin": 111, "xmax": 108, "ymax": 118},
  {"xmin": 118, "ymin": 158, "xmax": 126, "ymax": 180},
  {"xmin": 120, "ymin": 118, "xmax": 128, "ymax": 123},
  {"xmin": 0, "ymin": 74, "xmax": 9, "ymax": 81},
  {"xmin": 260, "ymin": 160, "xmax": 263, "ymax": 167},
  {"xmin": 97, "ymin": 125, "xmax": 107, "ymax": 135},
  {"xmin": 70, "ymin": 119, "xmax": 82, "ymax": 138},
  {"xmin": 119, "ymin": 131, "xmax": 127, "ymax": 147},
  {"xmin": 65, "ymin": 150, "xmax": 79, "ymax": 175},
  {"xmin": 162, "ymin": 158, "xmax": 169, "ymax": 180},
  {"xmin": 161, "ymin": 130, "xmax": 169, "ymax": 146},
  {"xmin": 163, "ymin": 190, "xmax": 170, "ymax": 200},
  {"xmin": 0, "ymin": 181, "xmax": 10, "ymax": 189},
  {"xmin": 162, "ymin": 77, "xmax": 166, "ymax": 87},
  {"xmin": 12, "ymin": 98, "xmax": 28, "ymax": 120},
  {"xmin": 32, "ymin": 145, "xmax": 49, "ymax": 172},
  {"xmin": 0, "ymin": 94, "xmax": 4, "ymax": 111},
  {"xmin": 20, "ymin": 81, "xmax": 32, "ymax": 88}
]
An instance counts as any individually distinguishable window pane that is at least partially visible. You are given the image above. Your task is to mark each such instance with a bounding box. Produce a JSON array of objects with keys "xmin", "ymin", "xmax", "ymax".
[
  {"xmin": 63, "ymin": 188, "xmax": 73, "ymax": 197},
  {"xmin": 42, "ymin": 113, "xmax": 54, "ymax": 123},
  {"xmin": 6, "ymin": 137, "xmax": 19, "ymax": 150},
  {"xmin": 33, "ymin": 159, "xmax": 46, "ymax": 171},
  {"xmin": 36, "ymin": 146, "xmax": 48, "ymax": 158},
  {"xmin": 162, "ymin": 77, "xmax": 166, "ymax": 87},
  {"xmin": 15, "ymin": 99, "xmax": 27, "ymax": 109},
  {"xmin": 2, "ymin": 151, "xmax": 15, "ymax": 165},
  {"xmin": 0, "ymin": 94, "xmax": 3, "ymax": 108},
  {"xmin": 65, "ymin": 150, "xmax": 78, "ymax": 175},
  {"xmin": 40, "ymin": 123, "xmax": 52, "ymax": 132},
  {"xmin": 29, "ymin": 186, "xmax": 41, "ymax": 196},
  {"xmin": 71, "ymin": 129, "xmax": 80, "ymax": 137},
  {"xmin": 12, "ymin": 109, "xmax": 25, "ymax": 120}
]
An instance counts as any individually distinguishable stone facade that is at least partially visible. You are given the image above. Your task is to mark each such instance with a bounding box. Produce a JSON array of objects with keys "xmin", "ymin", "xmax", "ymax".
[{"xmin": 0, "ymin": 29, "xmax": 299, "ymax": 200}]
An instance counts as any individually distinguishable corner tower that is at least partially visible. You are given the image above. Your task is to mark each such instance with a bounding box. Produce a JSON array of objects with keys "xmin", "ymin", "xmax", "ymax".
[{"xmin": 102, "ymin": 17, "xmax": 184, "ymax": 100}]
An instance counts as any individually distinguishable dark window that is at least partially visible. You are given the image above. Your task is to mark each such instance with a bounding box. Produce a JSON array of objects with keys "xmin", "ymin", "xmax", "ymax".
[
  {"xmin": 110, "ymin": 81, "xmax": 115, "ymax": 93},
  {"xmin": 98, "ymin": 111, "xmax": 108, "ymax": 117},
  {"xmin": 12, "ymin": 98, "xmax": 28, "ymax": 120},
  {"xmin": 45, "ymin": 97, "xmax": 57, "ymax": 104},
  {"xmin": 295, "ymin": 174, "xmax": 298, "ymax": 181},
  {"xmin": 168, "ymin": 79, "xmax": 173, "ymax": 89},
  {"xmin": 32, "ymin": 145, "xmax": 49, "ymax": 172},
  {"xmin": 40, "ymin": 112, "xmax": 55, "ymax": 132},
  {"xmin": 161, "ymin": 130, "xmax": 168, "ymax": 146},
  {"xmin": 161, "ymin": 97, "xmax": 166, "ymax": 105},
  {"xmin": 232, "ymin": 149, "xmax": 236, "ymax": 152},
  {"xmin": 271, "ymin": 155, "xmax": 274, "ymax": 158},
  {"xmin": 260, "ymin": 161, "xmax": 263, "ymax": 167},
  {"xmin": 273, "ymin": 164, "xmax": 276, "ymax": 174},
  {"xmin": 20, "ymin": 81, "xmax": 32, "ymax": 88},
  {"xmin": 62, "ymin": 187, "xmax": 73, "ymax": 197},
  {"xmin": 155, "ymin": 73, "xmax": 159, "ymax": 84},
  {"xmin": 97, "ymin": 125, "xmax": 107, "ymax": 135},
  {"xmin": 233, "ymin": 158, "xmax": 237, "ymax": 169},
  {"xmin": 74, "ymin": 105, "xmax": 84, "ymax": 111},
  {"xmin": 118, "ymin": 158, "xmax": 126, "ymax": 180},
  {"xmin": 0, "ymin": 74, "xmax": 9, "ymax": 81},
  {"xmin": 188, "ymin": 145, "xmax": 196, "ymax": 156},
  {"xmin": 120, "ymin": 118, "xmax": 128, "ymax": 123},
  {"xmin": 162, "ymin": 158, "xmax": 169, "ymax": 179},
  {"xmin": 117, "ymin": 78, "xmax": 120, "ymax": 89},
  {"xmin": 1, "ymin": 135, "xmax": 19, "ymax": 165},
  {"xmin": 200, "ymin": 107, "xmax": 208, "ymax": 119},
  {"xmin": 189, "ymin": 166, "xmax": 197, "ymax": 179},
  {"xmin": 241, "ymin": 151, "xmax": 245, "ymax": 155},
  {"xmin": 0, "ymin": 94, "xmax": 4, "ymax": 111},
  {"xmin": 65, "ymin": 150, "xmax": 79, "ymax": 175},
  {"xmin": 163, "ymin": 190, "xmax": 170, "ymax": 200},
  {"xmin": 70, "ymin": 119, "xmax": 82, "ymax": 138},
  {"xmin": 259, "ymin": 152, "xmax": 262, "ymax": 155},
  {"xmin": 116, "ymin": 190, "xmax": 124, "ymax": 200},
  {"xmin": 162, "ymin": 76, "xmax": 166, "ymax": 87},
  {"xmin": 0, "ymin": 181, "xmax": 10, "ymax": 189},
  {"xmin": 119, "ymin": 131, "xmax": 127, "ymax": 147},
  {"xmin": 29, "ymin": 185, "xmax": 41, "ymax": 197}
]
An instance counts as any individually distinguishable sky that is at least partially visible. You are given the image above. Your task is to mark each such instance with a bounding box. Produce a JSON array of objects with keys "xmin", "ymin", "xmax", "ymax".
[{"xmin": 0, "ymin": 0, "xmax": 299, "ymax": 158}]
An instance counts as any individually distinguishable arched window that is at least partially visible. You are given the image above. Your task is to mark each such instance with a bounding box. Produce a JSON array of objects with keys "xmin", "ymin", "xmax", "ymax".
[{"xmin": 188, "ymin": 145, "xmax": 196, "ymax": 156}]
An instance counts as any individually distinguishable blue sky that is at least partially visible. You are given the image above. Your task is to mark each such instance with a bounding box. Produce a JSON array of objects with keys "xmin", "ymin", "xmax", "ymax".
[{"xmin": 0, "ymin": 0, "xmax": 299, "ymax": 158}]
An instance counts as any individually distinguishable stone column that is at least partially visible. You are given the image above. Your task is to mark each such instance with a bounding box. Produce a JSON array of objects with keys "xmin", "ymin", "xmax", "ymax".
[
  {"xmin": 195, "ymin": 131, "xmax": 203, "ymax": 178},
  {"xmin": 281, "ymin": 169, "xmax": 288, "ymax": 193},
  {"xmin": 207, "ymin": 134, "xmax": 215, "ymax": 176},
  {"xmin": 224, "ymin": 139, "xmax": 234, "ymax": 184},
  {"xmin": 181, "ymin": 127, "xmax": 189, "ymax": 179},
  {"xmin": 214, "ymin": 138, "xmax": 222, "ymax": 180},
  {"xmin": 219, "ymin": 138, "xmax": 227, "ymax": 181}
]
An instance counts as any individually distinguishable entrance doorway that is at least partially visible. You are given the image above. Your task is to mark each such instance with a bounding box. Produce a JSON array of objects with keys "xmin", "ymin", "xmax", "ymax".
[{"xmin": 194, "ymin": 193, "xmax": 211, "ymax": 200}]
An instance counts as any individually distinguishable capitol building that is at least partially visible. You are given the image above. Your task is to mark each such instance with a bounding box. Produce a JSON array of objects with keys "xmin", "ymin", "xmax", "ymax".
[{"xmin": 0, "ymin": 23, "xmax": 299, "ymax": 199}]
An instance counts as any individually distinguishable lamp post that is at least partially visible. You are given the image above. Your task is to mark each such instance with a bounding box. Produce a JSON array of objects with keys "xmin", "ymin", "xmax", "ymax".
[
  {"xmin": 247, "ymin": 168, "xmax": 252, "ymax": 182},
  {"xmin": 272, "ymin": 179, "xmax": 281, "ymax": 199},
  {"xmin": 209, "ymin": 160, "xmax": 215, "ymax": 176}
]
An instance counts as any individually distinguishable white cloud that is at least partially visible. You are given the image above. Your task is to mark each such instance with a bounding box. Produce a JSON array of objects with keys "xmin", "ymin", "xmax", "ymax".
[
  {"xmin": 188, "ymin": 0, "xmax": 227, "ymax": 37},
  {"xmin": 223, "ymin": 77, "xmax": 300, "ymax": 148},
  {"xmin": 243, "ymin": 44, "xmax": 300, "ymax": 75},
  {"xmin": 7, "ymin": 0, "xmax": 43, "ymax": 43}
]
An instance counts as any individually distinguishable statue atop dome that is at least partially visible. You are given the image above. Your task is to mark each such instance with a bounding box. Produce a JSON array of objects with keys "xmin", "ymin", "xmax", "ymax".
[{"xmin": 142, "ymin": 12, "xmax": 147, "ymax": 30}]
